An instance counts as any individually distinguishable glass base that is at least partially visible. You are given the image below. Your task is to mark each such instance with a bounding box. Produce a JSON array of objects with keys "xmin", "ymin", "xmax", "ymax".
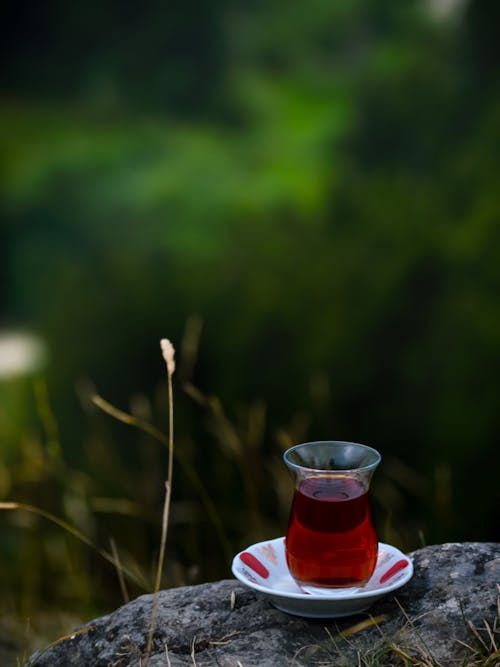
[{"xmin": 299, "ymin": 583, "xmax": 365, "ymax": 596}]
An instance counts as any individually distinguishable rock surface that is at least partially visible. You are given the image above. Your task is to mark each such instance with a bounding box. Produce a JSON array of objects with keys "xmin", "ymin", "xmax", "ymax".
[{"xmin": 30, "ymin": 543, "xmax": 499, "ymax": 666}]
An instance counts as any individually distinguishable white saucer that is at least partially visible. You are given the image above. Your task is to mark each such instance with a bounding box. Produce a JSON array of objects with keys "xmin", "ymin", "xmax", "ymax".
[{"xmin": 231, "ymin": 537, "xmax": 413, "ymax": 618}]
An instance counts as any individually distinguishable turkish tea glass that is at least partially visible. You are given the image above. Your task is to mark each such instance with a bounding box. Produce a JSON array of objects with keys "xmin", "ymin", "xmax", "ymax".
[{"xmin": 284, "ymin": 441, "xmax": 381, "ymax": 592}]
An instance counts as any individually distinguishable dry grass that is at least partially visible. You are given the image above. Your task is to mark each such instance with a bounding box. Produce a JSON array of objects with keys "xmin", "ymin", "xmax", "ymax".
[
  {"xmin": 143, "ymin": 339, "xmax": 176, "ymax": 665},
  {"xmin": 313, "ymin": 586, "xmax": 500, "ymax": 667},
  {"xmin": 4, "ymin": 332, "xmax": 498, "ymax": 667}
]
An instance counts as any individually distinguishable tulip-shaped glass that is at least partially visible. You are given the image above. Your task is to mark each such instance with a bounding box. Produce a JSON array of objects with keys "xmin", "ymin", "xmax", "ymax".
[{"xmin": 284, "ymin": 441, "xmax": 381, "ymax": 591}]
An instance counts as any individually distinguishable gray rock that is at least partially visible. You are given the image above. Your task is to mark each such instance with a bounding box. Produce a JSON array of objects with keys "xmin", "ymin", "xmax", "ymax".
[{"xmin": 28, "ymin": 543, "xmax": 499, "ymax": 666}]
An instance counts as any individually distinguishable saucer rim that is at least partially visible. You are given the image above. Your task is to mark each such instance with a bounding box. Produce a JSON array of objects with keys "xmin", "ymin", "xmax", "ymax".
[{"xmin": 231, "ymin": 537, "xmax": 413, "ymax": 602}]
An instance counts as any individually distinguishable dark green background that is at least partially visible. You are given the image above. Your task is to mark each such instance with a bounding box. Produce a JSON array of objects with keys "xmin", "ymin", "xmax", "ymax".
[{"xmin": 1, "ymin": 0, "xmax": 499, "ymax": 626}]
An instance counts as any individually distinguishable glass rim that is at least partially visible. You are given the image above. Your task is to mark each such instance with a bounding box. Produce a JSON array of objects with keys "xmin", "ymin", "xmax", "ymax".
[{"xmin": 283, "ymin": 440, "xmax": 381, "ymax": 473}]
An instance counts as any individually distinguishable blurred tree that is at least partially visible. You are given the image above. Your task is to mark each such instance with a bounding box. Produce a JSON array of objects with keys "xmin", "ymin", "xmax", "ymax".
[{"xmin": 1, "ymin": 0, "xmax": 228, "ymax": 116}]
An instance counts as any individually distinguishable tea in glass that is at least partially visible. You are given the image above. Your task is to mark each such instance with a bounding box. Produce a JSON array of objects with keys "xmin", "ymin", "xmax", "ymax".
[{"xmin": 284, "ymin": 441, "xmax": 380, "ymax": 590}]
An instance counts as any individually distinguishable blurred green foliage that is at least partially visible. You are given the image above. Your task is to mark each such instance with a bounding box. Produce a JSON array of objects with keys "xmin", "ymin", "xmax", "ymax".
[{"xmin": 1, "ymin": 0, "xmax": 500, "ymax": 641}]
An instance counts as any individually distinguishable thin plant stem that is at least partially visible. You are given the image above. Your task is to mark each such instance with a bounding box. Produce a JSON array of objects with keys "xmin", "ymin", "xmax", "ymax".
[
  {"xmin": 183, "ymin": 381, "xmax": 263, "ymax": 537},
  {"xmin": 91, "ymin": 394, "xmax": 232, "ymax": 564},
  {"xmin": 91, "ymin": 395, "xmax": 167, "ymax": 444},
  {"xmin": 144, "ymin": 339, "xmax": 175, "ymax": 665},
  {"xmin": 110, "ymin": 537, "xmax": 129, "ymax": 603},
  {"xmin": 33, "ymin": 378, "xmax": 62, "ymax": 459},
  {"xmin": 154, "ymin": 368, "xmax": 174, "ymax": 592},
  {"xmin": 165, "ymin": 643, "xmax": 172, "ymax": 667},
  {"xmin": 190, "ymin": 635, "xmax": 198, "ymax": 666},
  {"xmin": 23, "ymin": 624, "xmax": 97, "ymax": 666},
  {"xmin": 0, "ymin": 502, "xmax": 147, "ymax": 590}
]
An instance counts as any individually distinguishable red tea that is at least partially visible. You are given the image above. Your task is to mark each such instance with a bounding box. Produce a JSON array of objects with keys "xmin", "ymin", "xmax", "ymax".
[{"xmin": 285, "ymin": 475, "xmax": 378, "ymax": 588}]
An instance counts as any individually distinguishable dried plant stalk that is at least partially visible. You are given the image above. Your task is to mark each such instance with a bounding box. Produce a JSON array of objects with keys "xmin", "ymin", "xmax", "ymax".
[{"xmin": 144, "ymin": 339, "xmax": 176, "ymax": 665}]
